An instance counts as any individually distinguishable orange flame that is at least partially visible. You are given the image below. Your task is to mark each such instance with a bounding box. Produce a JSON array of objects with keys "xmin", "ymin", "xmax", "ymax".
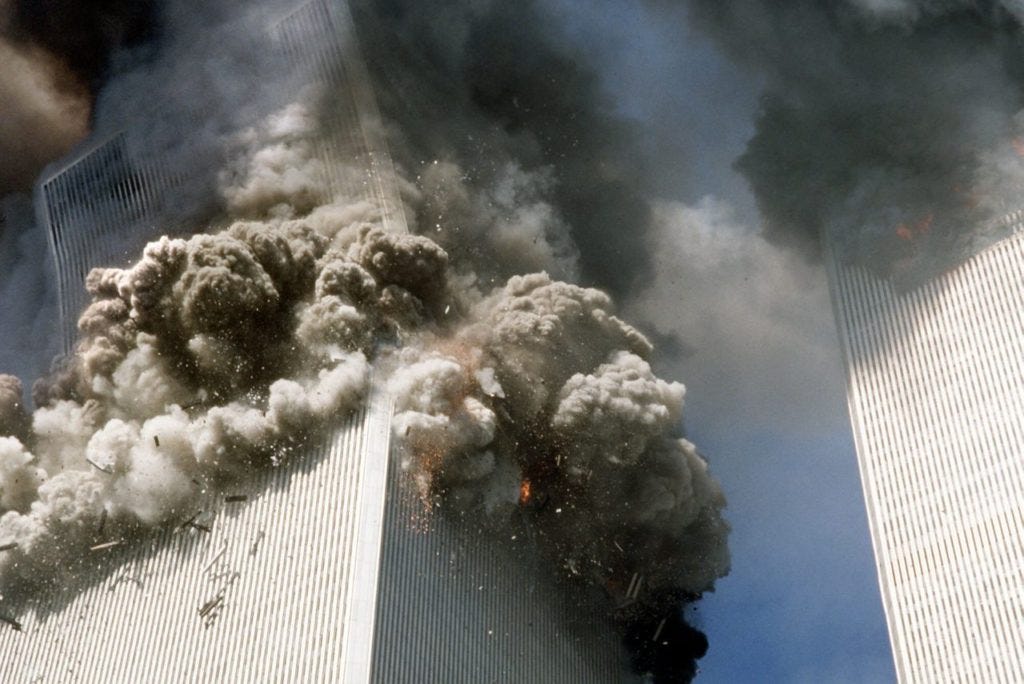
[{"xmin": 519, "ymin": 479, "xmax": 532, "ymax": 505}]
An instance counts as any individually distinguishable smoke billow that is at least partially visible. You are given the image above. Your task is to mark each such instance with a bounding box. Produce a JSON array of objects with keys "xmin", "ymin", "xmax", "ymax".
[
  {"xmin": 0, "ymin": 1, "xmax": 731, "ymax": 680},
  {"xmin": 681, "ymin": 0, "xmax": 1024, "ymax": 282},
  {"xmin": 1, "ymin": 164, "xmax": 726, "ymax": 682},
  {"xmin": 390, "ymin": 279, "xmax": 727, "ymax": 599}
]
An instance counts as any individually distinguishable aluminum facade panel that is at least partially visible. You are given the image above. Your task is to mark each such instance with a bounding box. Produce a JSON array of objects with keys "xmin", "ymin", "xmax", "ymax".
[
  {"xmin": 370, "ymin": 469, "xmax": 629, "ymax": 683},
  {"xmin": 1, "ymin": 397, "xmax": 391, "ymax": 682},
  {"xmin": 37, "ymin": 133, "xmax": 177, "ymax": 355},
  {"xmin": 0, "ymin": 398, "xmax": 630, "ymax": 683},
  {"xmin": 9, "ymin": 1, "xmax": 631, "ymax": 679},
  {"xmin": 829, "ymin": 221, "xmax": 1024, "ymax": 683},
  {"xmin": 35, "ymin": 0, "xmax": 405, "ymax": 357}
]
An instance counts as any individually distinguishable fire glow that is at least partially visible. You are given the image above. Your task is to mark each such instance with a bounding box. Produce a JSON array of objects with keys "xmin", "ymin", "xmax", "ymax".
[{"xmin": 518, "ymin": 479, "xmax": 532, "ymax": 505}]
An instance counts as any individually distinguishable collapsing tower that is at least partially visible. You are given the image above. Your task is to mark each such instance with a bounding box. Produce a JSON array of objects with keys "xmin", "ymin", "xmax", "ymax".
[
  {"xmin": 2, "ymin": 1, "xmax": 629, "ymax": 680},
  {"xmin": 828, "ymin": 214, "xmax": 1024, "ymax": 682}
]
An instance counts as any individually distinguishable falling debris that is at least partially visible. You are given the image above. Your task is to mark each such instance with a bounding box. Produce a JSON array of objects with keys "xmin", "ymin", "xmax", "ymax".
[
  {"xmin": 198, "ymin": 595, "xmax": 223, "ymax": 619},
  {"xmin": 617, "ymin": 573, "xmax": 644, "ymax": 607},
  {"xmin": 90, "ymin": 540, "xmax": 122, "ymax": 552},
  {"xmin": 178, "ymin": 512, "xmax": 210, "ymax": 533},
  {"xmin": 85, "ymin": 458, "xmax": 113, "ymax": 474},
  {"xmin": 0, "ymin": 11, "xmax": 731, "ymax": 674},
  {"xmin": 0, "ymin": 543, "xmax": 15, "ymax": 553},
  {"xmin": 249, "ymin": 531, "xmax": 265, "ymax": 557},
  {"xmin": 179, "ymin": 512, "xmax": 201, "ymax": 530},
  {"xmin": 224, "ymin": 495, "xmax": 248, "ymax": 503},
  {"xmin": 203, "ymin": 545, "xmax": 227, "ymax": 574},
  {"xmin": 652, "ymin": 617, "xmax": 667, "ymax": 643},
  {"xmin": 0, "ymin": 615, "xmax": 22, "ymax": 632}
]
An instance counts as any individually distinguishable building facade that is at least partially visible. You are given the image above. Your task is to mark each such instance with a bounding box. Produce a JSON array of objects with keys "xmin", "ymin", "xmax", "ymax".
[
  {"xmin": 828, "ymin": 215, "xmax": 1024, "ymax": 682},
  {"xmin": 4, "ymin": 1, "xmax": 629, "ymax": 680},
  {"xmin": 2, "ymin": 391, "xmax": 625, "ymax": 682},
  {"xmin": 35, "ymin": 0, "xmax": 406, "ymax": 356},
  {"xmin": 36, "ymin": 133, "xmax": 180, "ymax": 354}
]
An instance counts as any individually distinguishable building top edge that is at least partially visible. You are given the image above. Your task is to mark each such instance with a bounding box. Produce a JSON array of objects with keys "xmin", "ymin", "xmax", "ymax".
[
  {"xmin": 34, "ymin": 132, "xmax": 128, "ymax": 191},
  {"xmin": 828, "ymin": 209, "xmax": 1024, "ymax": 295}
]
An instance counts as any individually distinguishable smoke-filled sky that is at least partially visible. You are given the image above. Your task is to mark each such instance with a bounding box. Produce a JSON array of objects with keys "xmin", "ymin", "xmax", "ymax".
[{"xmin": 17, "ymin": 0, "xmax": 1024, "ymax": 679}]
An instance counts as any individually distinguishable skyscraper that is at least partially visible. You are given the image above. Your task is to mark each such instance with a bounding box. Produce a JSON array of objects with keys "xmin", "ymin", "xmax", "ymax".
[
  {"xmin": 828, "ymin": 215, "xmax": 1024, "ymax": 682},
  {"xmin": 1, "ymin": 1, "xmax": 630, "ymax": 680}
]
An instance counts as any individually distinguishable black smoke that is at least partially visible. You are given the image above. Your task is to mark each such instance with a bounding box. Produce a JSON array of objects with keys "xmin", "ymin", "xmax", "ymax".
[
  {"xmin": 351, "ymin": 0, "xmax": 656, "ymax": 298},
  {"xmin": 4, "ymin": 0, "xmax": 160, "ymax": 93},
  {"xmin": 680, "ymin": 0, "xmax": 1024, "ymax": 281},
  {"xmin": 623, "ymin": 597, "xmax": 708, "ymax": 683}
]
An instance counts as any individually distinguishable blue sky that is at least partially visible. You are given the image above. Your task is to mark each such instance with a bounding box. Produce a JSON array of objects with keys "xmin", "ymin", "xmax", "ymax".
[{"xmin": 552, "ymin": 1, "xmax": 897, "ymax": 679}]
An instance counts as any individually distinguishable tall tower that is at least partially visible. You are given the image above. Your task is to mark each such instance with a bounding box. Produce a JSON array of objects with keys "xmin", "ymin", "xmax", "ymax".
[
  {"xmin": 828, "ymin": 216, "xmax": 1024, "ymax": 682},
  {"xmin": 2, "ymin": 1, "xmax": 630, "ymax": 680}
]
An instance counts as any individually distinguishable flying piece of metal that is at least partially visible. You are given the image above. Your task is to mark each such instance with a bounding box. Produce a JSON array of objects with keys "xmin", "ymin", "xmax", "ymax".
[{"xmin": 0, "ymin": 615, "xmax": 22, "ymax": 632}]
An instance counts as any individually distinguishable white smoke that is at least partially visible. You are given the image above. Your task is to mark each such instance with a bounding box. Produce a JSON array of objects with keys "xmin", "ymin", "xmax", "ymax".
[
  {"xmin": 0, "ymin": 2, "xmax": 732, "ymax": 678},
  {"xmin": 1, "ymin": 95, "xmax": 728, "ymax": 638}
]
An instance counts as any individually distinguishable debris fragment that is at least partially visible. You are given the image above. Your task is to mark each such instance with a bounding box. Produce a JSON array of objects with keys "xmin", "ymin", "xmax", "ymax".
[
  {"xmin": 154, "ymin": 435, "xmax": 160, "ymax": 447},
  {"xmin": 249, "ymin": 530, "xmax": 265, "ymax": 557},
  {"xmin": 179, "ymin": 511, "xmax": 211, "ymax": 533},
  {"xmin": 198, "ymin": 595, "xmax": 223, "ymax": 618},
  {"xmin": 652, "ymin": 617, "xmax": 667, "ymax": 642},
  {"xmin": 0, "ymin": 615, "xmax": 22, "ymax": 632},
  {"xmin": 85, "ymin": 457, "xmax": 112, "ymax": 474},
  {"xmin": 90, "ymin": 540, "xmax": 122, "ymax": 552},
  {"xmin": 625, "ymin": 573, "xmax": 644, "ymax": 602},
  {"xmin": 224, "ymin": 494, "xmax": 247, "ymax": 503},
  {"xmin": 179, "ymin": 512, "xmax": 200, "ymax": 529},
  {"xmin": 203, "ymin": 544, "xmax": 227, "ymax": 574},
  {"xmin": 0, "ymin": 542, "xmax": 16, "ymax": 552}
]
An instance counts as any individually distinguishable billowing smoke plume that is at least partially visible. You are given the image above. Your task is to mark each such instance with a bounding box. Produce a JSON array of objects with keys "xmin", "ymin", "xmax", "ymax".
[
  {"xmin": 1, "ymin": 163, "xmax": 727, "ymax": 683},
  {"xmin": 682, "ymin": 0, "xmax": 1024, "ymax": 283},
  {"xmin": 0, "ymin": 1, "xmax": 730, "ymax": 680}
]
